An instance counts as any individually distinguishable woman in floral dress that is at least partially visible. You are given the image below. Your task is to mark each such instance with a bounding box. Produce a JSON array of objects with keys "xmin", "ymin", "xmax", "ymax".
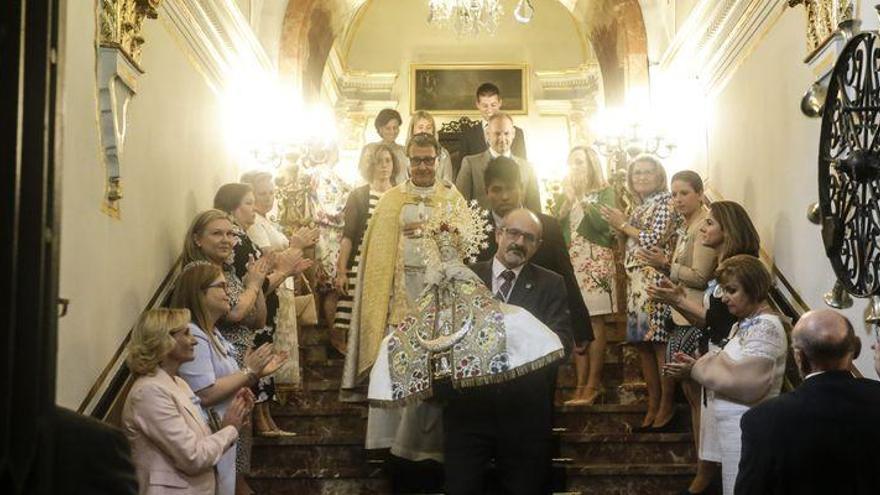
[
  {"xmin": 600, "ymin": 155, "xmax": 681, "ymax": 430},
  {"xmin": 553, "ymin": 146, "xmax": 616, "ymax": 405}
]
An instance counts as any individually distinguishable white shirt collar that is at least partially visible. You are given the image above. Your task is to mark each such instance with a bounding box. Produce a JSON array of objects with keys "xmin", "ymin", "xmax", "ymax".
[
  {"xmin": 491, "ymin": 257, "xmax": 524, "ymax": 298},
  {"xmin": 804, "ymin": 370, "xmax": 826, "ymax": 380},
  {"xmin": 492, "ymin": 211, "xmax": 503, "ymax": 226},
  {"xmin": 488, "ymin": 147, "xmax": 511, "ymax": 159}
]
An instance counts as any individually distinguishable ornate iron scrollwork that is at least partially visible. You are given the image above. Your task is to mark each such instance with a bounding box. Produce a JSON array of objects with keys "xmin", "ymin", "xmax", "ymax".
[{"xmin": 819, "ymin": 31, "xmax": 880, "ymax": 297}]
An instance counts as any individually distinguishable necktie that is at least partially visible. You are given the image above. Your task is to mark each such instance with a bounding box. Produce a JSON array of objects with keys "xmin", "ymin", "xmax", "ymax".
[{"xmin": 495, "ymin": 270, "xmax": 515, "ymax": 301}]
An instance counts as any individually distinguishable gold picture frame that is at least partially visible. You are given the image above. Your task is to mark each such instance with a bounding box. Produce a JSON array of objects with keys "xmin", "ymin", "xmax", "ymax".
[{"xmin": 410, "ymin": 63, "xmax": 529, "ymax": 116}]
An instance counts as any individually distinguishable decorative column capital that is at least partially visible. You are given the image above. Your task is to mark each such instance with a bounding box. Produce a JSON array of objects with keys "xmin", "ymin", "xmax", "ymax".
[{"xmin": 98, "ymin": 0, "xmax": 162, "ymax": 70}]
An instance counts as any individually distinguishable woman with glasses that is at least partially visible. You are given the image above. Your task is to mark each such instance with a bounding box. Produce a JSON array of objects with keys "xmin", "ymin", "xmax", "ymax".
[
  {"xmin": 600, "ymin": 155, "xmax": 681, "ymax": 431},
  {"xmin": 648, "ymin": 200, "xmax": 761, "ymax": 494},
  {"xmin": 658, "ymin": 255, "xmax": 786, "ymax": 495},
  {"xmin": 171, "ymin": 263, "xmax": 285, "ymax": 495}
]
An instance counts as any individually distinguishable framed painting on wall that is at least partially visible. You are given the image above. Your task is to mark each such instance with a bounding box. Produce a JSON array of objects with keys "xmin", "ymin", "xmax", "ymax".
[{"xmin": 410, "ymin": 64, "xmax": 528, "ymax": 115}]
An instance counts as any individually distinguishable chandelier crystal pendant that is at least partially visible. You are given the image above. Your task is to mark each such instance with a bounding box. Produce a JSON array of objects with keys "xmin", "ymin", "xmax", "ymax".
[{"xmin": 427, "ymin": 0, "xmax": 504, "ymax": 37}]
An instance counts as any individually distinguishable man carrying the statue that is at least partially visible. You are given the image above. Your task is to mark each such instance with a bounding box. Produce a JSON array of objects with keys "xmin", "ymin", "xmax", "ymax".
[{"xmin": 368, "ymin": 195, "xmax": 570, "ymax": 494}]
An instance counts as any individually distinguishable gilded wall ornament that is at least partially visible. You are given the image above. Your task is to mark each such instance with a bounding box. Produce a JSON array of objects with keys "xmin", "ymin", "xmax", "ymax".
[
  {"xmin": 99, "ymin": 0, "xmax": 161, "ymax": 68},
  {"xmin": 96, "ymin": 0, "xmax": 161, "ymax": 216},
  {"xmin": 789, "ymin": 0, "xmax": 854, "ymax": 54}
]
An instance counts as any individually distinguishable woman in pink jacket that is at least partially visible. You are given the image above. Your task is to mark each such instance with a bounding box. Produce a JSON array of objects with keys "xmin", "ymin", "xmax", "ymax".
[{"xmin": 122, "ymin": 308, "xmax": 252, "ymax": 494}]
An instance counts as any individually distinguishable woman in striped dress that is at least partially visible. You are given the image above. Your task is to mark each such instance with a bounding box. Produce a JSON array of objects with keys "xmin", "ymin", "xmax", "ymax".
[{"xmin": 332, "ymin": 144, "xmax": 399, "ymax": 354}]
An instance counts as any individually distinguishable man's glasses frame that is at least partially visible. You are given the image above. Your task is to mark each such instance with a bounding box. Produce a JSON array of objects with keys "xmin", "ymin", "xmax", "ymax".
[
  {"xmin": 500, "ymin": 226, "xmax": 540, "ymax": 244},
  {"xmin": 409, "ymin": 156, "xmax": 437, "ymax": 166}
]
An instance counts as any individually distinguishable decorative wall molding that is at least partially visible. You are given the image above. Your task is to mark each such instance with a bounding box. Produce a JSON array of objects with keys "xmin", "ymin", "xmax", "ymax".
[
  {"xmin": 160, "ymin": 0, "xmax": 273, "ymax": 94},
  {"xmin": 659, "ymin": 0, "xmax": 789, "ymax": 97},
  {"xmin": 322, "ymin": 45, "xmax": 397, "ymax": 105},
  {"xmin": 322, "ymin": 46, "xmax": 399, "ymax": 153},
  {"xmin": 97, "ymin": 0, "xmax": 162, "ymax": 215},
  {"xmin": 534, "ymin": 63, "xmax": 602, "ymax": 100},
  {"xmin": 788, "ymin": 0, "xmax": 855, "ymax": 55},
  {"xmin": 99, "ymin": 0, "xmax": 161, "ymax": 70},
  {"xmin": 97, "ymin": 47, "xmax": 141, "ymax": 215}
]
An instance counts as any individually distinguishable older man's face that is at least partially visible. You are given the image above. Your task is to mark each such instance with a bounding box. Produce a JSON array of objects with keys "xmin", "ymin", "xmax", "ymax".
[
  {"xmin": 495, "ymin": 210, "xmax": 542, "ymax": 269},
  {"xmin": 408, "ymin": 145, "xmax": 437, "ymax": 187},
  {"xmin": 487, "ymin": 117, "xmax": 514, "ymax": 155}
]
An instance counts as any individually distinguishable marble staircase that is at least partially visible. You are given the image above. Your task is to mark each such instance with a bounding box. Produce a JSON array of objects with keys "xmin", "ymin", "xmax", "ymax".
[{"xmin": 248, "ymin": 320, "xmax": 696, "ymax": 494}]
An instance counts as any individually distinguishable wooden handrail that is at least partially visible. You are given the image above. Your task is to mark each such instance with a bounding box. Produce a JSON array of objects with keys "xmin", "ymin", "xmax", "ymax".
[{"xmin": 76, "ymin": 256, "xmax": 182, "ymax": 423}]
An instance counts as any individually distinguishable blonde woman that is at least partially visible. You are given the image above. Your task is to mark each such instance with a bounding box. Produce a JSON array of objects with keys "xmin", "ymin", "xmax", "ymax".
[
  {"xmin": 600, "ymin": 156, "xmax": 681, "ymax": 430},
  {"xmin": 553, "ymin": 146, "xmax": 616, "ymax": 405},
  {"xmin": 407, "ymin": 110, "xmax": 454, "ymax": 183},
  {"xmin": 122, "ymin": 308, "xmax": 252, "ymax": 495}
]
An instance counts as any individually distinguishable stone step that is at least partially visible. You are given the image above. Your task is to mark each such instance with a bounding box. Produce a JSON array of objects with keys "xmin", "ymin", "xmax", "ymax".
[
  {"xmin": 557, "ymin": 433, "xmax": 695, "ymax": 466},
  {"xmin": 249, "ymin": 463, "xmax": 695, "ymax": 495},
  {"xmin": 555, "ymin": 404, "xmax": 691, "ymax": 434},
  {"xmin": 563, "ymin": 463, "xmax": 696, "ymax": 495},
  {"xmin": 248, "ymin": 466, "xmax": 390, "ymax": 495},
  {"xmin": 251, "ymin": 434, "xmax": 371, "ymax": 470},
  {"xmin": 273, "ymin": 409, "xmax": 367, "ymax": 437}
]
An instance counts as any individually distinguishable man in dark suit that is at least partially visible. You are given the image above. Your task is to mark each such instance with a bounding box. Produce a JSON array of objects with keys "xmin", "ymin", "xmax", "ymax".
[
  {"xmin": 735, "ymin": 309, "xmax": 880, "ymax": 495},
  {"xmin": 443, "ymin": 208, "xmax": 571, "ymax": 495},
  {"xmin": 459, "ymin": 82, "xmax": 527, "ymax": 160},
  {"xmin": 47, "ymin": 406, "xmax": 138, "ymax": 494},
  {"xmin": 475, "ymin": 156, "xmax": 592, "ymax": 346},
  {"xmin": 456, "ymin": 113, "xmax": 540, "ymax": 212}
]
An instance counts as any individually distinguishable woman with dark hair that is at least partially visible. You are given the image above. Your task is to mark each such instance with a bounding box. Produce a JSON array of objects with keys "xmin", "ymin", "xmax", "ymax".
[
  {"xmin": 332, "ymin": 144, "xmax": 399, "ymax": 359},
  {"xmin": 665, "ymin": 255, "xmax": 785, "ymax": 495},
  {"xmin": 648, "ymin": 200, "xmax": 760, "ymax": 494},
  {"xmin": 554, "ymin": 146, "xmax": 616, "ymax": 406},
  {"xmin": 600, "ymin": 155, "xmax": 681, "ymax": 431},
  {"xmin": 212, "ymin": 183, "xmax": 311, "ymax": 437},
  {"xmin": 358, "ymin": 108, "xmax": 409, "ymax": 185}
]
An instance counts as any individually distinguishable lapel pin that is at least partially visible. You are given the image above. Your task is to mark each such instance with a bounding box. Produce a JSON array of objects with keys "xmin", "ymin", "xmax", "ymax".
[{"xmin": 525, "ymin": 282, "xmax": 533, "ymax": 290}]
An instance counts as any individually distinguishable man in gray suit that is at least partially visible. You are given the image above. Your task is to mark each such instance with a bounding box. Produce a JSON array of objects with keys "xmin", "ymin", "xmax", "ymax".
[{"xmin": 455, "ymin": 113, "xmax": 541, "ymax": 212}]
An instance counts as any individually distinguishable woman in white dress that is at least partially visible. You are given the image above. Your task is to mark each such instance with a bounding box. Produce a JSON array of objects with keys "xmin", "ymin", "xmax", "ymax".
[
  {"xmin": 241, "ymin": 171, "xmax": 318, "ymax": 391},
  {"xmin": 667, "ymin": 255, "xmax": 787, "ymax": 495}
]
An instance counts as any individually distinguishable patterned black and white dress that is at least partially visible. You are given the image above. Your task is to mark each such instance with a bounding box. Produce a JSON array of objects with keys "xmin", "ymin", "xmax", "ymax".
[
  {"xmin": 334, "ymin": 185, "xmax": 382, "ymax": 330},
  {"xmin": 624, "ymin": 191, "xmax": 681, "ymax": 343},
  {"xmin": 218, "ymin": 224, "xmax": 277, "ymax": 403}
]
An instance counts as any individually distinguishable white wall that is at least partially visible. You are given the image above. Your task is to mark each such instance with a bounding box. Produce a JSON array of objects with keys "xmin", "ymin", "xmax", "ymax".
[
  {"xmin": 56, "ymin": 4, "xmax": 239, "ymax": 407},
  {"xmin": 700, "ymin": 4, "xmax": 878, "ymax": 377},
  {"xmin": 343, "ymin": 0, "xmax": 594, "ymax": 182}
]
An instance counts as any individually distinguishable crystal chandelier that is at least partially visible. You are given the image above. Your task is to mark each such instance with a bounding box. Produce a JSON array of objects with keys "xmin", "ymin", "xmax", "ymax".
[{"xmin": 427, "ymin": 0, "xmax": 503, "ymax": 37}]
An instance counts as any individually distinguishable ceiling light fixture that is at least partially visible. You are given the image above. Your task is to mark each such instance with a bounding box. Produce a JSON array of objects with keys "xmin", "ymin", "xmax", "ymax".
[{"xmin": 427, "ymin": 0, "xmax": 503, "ymax": 37}]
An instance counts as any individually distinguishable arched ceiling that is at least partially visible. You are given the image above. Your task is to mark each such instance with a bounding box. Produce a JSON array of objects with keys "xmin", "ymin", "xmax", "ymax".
[
  {"xmin": 272, "ymin": 0, "xmax": 663, "ymax": 103},
  {"xmin": 342, "ymin": 0, "xmax": 592, "ymax": 73}
]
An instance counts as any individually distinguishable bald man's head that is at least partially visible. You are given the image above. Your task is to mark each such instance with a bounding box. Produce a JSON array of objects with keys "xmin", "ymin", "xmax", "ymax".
[
  {"xmin": 495, "ymin": 208, "xmax": 543, "ymax": 269},
  {"xmin": 792, "ymin": 309, "xmax": 856, "ymax": 376}
]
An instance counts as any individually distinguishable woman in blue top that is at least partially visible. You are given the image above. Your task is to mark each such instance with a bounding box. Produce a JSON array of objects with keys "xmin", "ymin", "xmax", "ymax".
[{"xmin": 172, "ymin": 262, "xmax": 285, "ymax": 495}]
